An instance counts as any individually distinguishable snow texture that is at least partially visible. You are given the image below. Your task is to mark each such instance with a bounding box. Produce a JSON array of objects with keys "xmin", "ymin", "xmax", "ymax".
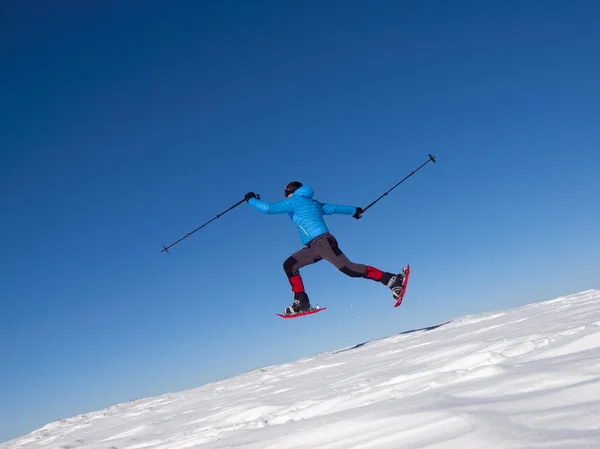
[{"xmin": 3, "ymin": 289, "xmax": 600, "ymax": 448}]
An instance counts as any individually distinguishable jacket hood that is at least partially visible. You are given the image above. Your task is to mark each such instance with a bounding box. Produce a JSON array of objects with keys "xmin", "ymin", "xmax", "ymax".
[{"xmin": 293, "ymin": 185, "xmax": 314, "ymax": 199}]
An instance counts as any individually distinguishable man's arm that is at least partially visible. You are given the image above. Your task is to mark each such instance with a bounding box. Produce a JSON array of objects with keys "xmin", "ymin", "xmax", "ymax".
[
  {"xmin": 248, "ymin": 197, "xmax": 294, "ymax": 214},
  {"xmin": 321, "ymin": 203, "xmax": 360, "ymax": 216}
]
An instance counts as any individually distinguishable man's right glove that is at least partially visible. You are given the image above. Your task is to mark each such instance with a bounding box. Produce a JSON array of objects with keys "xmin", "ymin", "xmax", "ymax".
[
  {"xmin": 353, "ymin": 207, "xmax": 363, "ymax": 219},
  {"xmin": 245, "ymin": 192, "xmax": 260, "ymax": 202}
]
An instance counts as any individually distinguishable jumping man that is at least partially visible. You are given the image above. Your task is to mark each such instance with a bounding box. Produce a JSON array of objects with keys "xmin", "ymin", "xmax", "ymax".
[{"xmin": 245, "ymin": 182, "xmax": 406, "ymax": 315}]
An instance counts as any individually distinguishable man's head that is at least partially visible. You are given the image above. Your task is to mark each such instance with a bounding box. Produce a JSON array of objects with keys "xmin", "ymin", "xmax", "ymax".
[{"xmin": 285, "ymin": 181, "xmax": 303, "ymax": 198}]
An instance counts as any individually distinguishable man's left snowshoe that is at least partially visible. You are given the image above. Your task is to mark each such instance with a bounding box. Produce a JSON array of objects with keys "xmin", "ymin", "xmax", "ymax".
[
  {"xmin": 277, "ymin": 305, "xmax": 326, "ymax": 319},
  {"xmin": 284, "ymin": 295, "xmax": 313, "ymax": 315}
]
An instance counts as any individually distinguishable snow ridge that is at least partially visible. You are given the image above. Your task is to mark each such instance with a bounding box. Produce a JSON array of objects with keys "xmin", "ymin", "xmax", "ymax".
[{"xmin": 3, "ymin": 289, "xmax": 600, "ymax": 448}]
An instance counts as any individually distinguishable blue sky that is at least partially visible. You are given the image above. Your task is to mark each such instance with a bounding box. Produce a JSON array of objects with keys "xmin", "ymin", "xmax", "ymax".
[{"xmin": 1, "ymin": 0, "xmax": 599, "ymax": 442}]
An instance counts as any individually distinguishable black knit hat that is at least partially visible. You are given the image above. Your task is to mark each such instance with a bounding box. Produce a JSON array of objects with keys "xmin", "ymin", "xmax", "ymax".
[{"xmin": 285, "ymin": 181, "xmax": 303, "ymax": 197}]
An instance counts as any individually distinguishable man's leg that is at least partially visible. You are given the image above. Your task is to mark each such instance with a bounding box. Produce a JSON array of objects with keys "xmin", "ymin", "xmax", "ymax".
[
  {"xmin": 283, "ymin": 247, "xmax": 322, "ymax": 312},
  {"xmin": 312, "ymin": 233, "xmax": 397, "ymax": 287}
]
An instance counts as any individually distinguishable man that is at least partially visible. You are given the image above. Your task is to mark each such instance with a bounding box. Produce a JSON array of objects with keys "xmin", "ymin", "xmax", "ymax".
[{"xmin": 245, "ymin": 181, "xmax": 406, "ymax": 315}]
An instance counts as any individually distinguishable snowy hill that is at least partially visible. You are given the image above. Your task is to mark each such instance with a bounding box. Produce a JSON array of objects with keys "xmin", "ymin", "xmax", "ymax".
[{"xmin": 3, "ymin": 290, "xmax": 600, "ymax": 449}]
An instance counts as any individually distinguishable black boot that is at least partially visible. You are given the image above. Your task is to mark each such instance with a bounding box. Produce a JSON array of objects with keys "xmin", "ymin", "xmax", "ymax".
[
  {"xmin": 387, "ymin": 270, "xmax": 406, "ymax": 299},
  {"xmin": 285, "ymin": 292, "xmax": 312, "ymax": 315}
]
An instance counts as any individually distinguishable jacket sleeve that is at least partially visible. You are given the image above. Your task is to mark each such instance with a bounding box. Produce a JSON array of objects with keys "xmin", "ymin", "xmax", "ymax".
[
  {"xmin": 321, "ymin": 203, "xmax": 358, "ymax": 216},
  {"xmin": 248, "ymin": 197, "xmax": 294, "ymax": 214}
]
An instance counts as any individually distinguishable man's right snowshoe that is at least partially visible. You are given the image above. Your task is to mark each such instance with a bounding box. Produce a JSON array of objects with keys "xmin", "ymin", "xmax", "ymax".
[{"xmin": 388, "ymin": 264, "xmax": 410, "ymax": 307}]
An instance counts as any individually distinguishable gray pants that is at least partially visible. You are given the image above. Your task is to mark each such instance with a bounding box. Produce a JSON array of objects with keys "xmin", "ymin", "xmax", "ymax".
[{"xmin": 283, "ymin": 232, "xmax": 391, "ymax": 300}]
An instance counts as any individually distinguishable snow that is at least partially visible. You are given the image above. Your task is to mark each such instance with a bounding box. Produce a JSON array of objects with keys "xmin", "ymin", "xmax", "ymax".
[{"xmin": 3, "ymin": 289, "xmax": 600, "ymax": 448}]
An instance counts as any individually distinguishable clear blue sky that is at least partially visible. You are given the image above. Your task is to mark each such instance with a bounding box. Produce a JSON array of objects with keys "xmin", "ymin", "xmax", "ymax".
[{"xmin": 1, "ymin": 0, "xmax": 599, "ymax": 442}]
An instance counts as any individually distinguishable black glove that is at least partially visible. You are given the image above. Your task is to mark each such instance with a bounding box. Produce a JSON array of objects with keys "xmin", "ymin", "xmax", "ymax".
[
  {"xmin": 245, "ymin": 192, "xmax": 260, "ymax": 202},
  {"xmin": 353, "ymin": 207, "xmax": 363, "ymax": 219}
]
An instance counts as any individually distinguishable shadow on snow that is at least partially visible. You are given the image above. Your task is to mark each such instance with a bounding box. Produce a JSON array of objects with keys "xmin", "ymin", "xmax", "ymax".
[{"xmin": 332, "ymin": 321, "xmax": 451, "ymax": 354}]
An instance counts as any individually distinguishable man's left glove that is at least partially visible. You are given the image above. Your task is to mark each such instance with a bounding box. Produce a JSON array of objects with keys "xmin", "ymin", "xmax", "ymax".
[
  {"xmin": 245, "ymin": 192, "xmax": 260, "ymax": 202},
  {"xmin": 353, "ymin": 207, "xmax": 363, "ymax": 219}
]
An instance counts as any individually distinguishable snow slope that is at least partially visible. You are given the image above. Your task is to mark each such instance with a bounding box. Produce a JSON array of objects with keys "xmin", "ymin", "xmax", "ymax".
[{"xmin": 3, "ymin": 289, "xmax": 600, "ymax": 449}]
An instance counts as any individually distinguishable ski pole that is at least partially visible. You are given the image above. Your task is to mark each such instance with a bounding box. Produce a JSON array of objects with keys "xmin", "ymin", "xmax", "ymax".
[
  {"xmin": 362, "ymin": 153, "xmax": 437, "ymax": 213},
  {"xmin": 161, "ymin": 198, "xmax": 246, "ymax": 253}
]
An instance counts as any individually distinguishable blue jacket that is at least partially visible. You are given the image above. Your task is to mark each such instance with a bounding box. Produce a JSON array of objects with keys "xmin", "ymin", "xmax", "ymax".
[{"xmin": 248, "ymin": 185, "xmax": 358, "ymax": 246}]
